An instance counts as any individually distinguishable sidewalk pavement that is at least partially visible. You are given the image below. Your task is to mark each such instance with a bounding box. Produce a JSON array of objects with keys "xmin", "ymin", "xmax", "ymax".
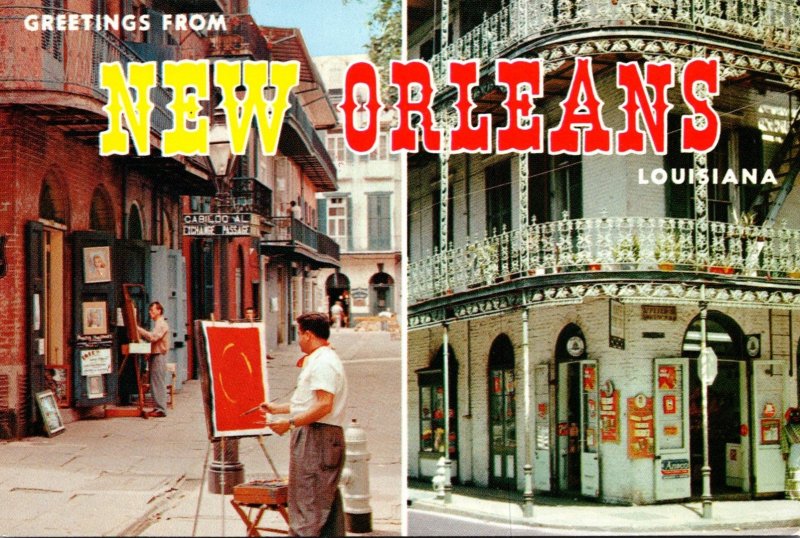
[
  {"xmin": 408, "ymin": 479, "xmax": 800, "ymax": 534},
  {"xmin": 0, "ymin": 329, "xmax": 401, "ymax": 536}
]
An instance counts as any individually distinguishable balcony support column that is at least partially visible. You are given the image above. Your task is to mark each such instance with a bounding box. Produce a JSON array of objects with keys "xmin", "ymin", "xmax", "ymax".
[
  {"xmin": 438, "ymin": 111, "xmax": 451, "ymax": 294},
  {"xmin": 442, "ymin": 321, "xmax": 452, "ymax": 504},
  {"xmin": 519, "ymin": 153, "xmax": 530, "ymax": 272},
  {"xmin": 521, "ymin": 308, "xmax": 534, "ymax": 518}
]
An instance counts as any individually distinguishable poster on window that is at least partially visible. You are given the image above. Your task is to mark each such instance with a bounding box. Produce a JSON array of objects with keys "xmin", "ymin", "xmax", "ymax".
[
  {"xmin": 627, "ymin": 394, "xmax": 654, "ymax": 459},
  {"xmin": 199, "ymin": 321, "xmax": 270, "ymax": 439},
  {"xmin": 599, "ymin": 380, "xmax": 619, "ymax": 443}
]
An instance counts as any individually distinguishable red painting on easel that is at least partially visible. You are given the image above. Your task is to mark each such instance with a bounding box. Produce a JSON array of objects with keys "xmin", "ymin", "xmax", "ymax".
[{"xmin": 201, "ymin": 321, "xmax": 271, "ymax": 438}]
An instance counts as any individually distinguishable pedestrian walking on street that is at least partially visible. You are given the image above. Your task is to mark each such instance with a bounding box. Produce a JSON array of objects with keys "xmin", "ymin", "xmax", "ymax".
[
  {"xmin": 260, "ymin": 313, "xmax": 349, "ymax": 536},
  {"xmin": 782, "ymin": 406, "xmax": 800, "ymax": 500},
  {"xmin": 137, "ymin": 301, "xmax": 169, "ymax": 418},
  {"xmin": 330, "ymin": 300, "xmax": 344, "ymax": 330}
]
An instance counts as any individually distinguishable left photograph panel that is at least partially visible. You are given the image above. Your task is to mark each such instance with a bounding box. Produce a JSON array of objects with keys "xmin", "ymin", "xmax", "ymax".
[{"xmin": 0, "ymin": 0, "xmax": 402, "ymax": 535}]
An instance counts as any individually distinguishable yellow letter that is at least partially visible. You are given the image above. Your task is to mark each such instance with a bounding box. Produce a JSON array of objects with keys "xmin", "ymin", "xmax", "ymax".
[
  {"xmin": 162, "ymin": 60, "xmax": 210, "ymax": 156},
  {"xmin": 214, "ymin": 60, "xmax": 300, "ymax": 156},
  {"xmin": 99, "ymin": 62, "xmax": 156, "ymax": 156}
]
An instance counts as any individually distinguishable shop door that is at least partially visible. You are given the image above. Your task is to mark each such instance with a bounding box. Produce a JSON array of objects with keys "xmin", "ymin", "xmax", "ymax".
[
  {"xmin": 26, "ymin": 222, "xmax": 47, "ymax": 434},
  {"xmin": 489, "ymin": 367, "xmax": 516, "ymax": 488},
  {"xmin": 580, "ymin": 360, "xmax": 600, "ymax": 497},
  {"xmin": 654, "ymin": 358, "xmax": 691, "ymax": 500},
  {"xmin": 150, "ymin": 246, "xmax": 187, "ymax": 389},
  {"xmin": 751, "ymin": 360, "xmax": 785, "ymax": 493},
  {"xmin": 534, "ymin": 364, "xmax": 552, "ymax": 491}
]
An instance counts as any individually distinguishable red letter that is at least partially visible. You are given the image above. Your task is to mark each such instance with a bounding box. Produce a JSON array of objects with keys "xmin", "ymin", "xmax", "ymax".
[
  {"xmin": 548, "ymin": 57, "xmax": 612, "ymax": 154},
  {"xmin": 616, "ymin": 61, "xmax": 674, "ymax": 154},
  {"xmin": 681, "ymin": 58, "xmax": 720, "ymax": 153},
  {"xmin": 496, "ymin": 59, "xmax": 543, "ymax": 153},
  {"xmin": 339, "ymin": 61, "xmax": 382, "ymax": 153},
  {"xmin": 390, "ymin": 60, "xmax": 441, "ymax": 152},
  {"xmin": 448, "ymin": 60, "xmax": 491, "ymax": 153}
]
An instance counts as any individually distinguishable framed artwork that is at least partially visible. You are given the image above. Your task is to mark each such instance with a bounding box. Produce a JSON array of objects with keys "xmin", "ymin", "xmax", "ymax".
[
  {"xmin": 83, "ymin": 246, "xmax": 111, "ymax": 283},
  {"xmin": 45, "ymin": 366, "xmax": 70, "ymax": 408},
  {"xmin": 198, "ymin": 321, "xmax": 270, "ymax": 438},
  {"xmin": 35, "ymin": 390, "xmax": 65, "ymax": 437},
  {"xmin": 87, "ymin": 375, "xmax": 105, "ymax": 399},
  {"xmin": 82, "ymin": 301, "xmax": 108, "ymax": 335}
]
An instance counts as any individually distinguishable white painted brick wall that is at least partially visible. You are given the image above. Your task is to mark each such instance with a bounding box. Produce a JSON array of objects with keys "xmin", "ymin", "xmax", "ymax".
[{"xmin": 408, "ymin": 297, "xmax": 797, "ymax": 502}]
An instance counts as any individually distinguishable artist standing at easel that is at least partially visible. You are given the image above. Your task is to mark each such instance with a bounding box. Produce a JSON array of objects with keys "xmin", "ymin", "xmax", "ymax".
[
  {"xmin": 260, "ymin": 313, "xmax": 349, "ymax": 536},
  {"xmin": 137, "ymin": 301, "xmax": 170, "ymax": 418}
]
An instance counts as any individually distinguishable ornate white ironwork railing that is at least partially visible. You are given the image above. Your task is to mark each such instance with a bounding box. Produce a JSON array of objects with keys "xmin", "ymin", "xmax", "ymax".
[
  {"xmin": 407, "ymin": 216, "xmax": 800, "ymax": 302},
  {"xmin": 428, "ymin": 0, "xmax": 800, "ymax": 85}
]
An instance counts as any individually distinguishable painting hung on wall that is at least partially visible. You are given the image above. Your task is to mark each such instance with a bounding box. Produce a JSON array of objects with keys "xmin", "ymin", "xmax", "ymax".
[
  {"xmin": 83, "ymin": 246, "xmax": 111, "ymax": 283},
  {"xmin": 82, "ymin": 301, "xmax": 108, "ymax": 335},
  {"xmin": 45, "ymin": 366, "xmax": 70, "ymax": 408},
  {"xmin": 198, "ymin": 321, "xmax": 271, "ymax": 438}
]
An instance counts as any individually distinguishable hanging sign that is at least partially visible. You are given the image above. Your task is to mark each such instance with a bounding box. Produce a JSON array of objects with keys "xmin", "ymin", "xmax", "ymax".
[{"xmin": 627, "ymin": 394, "xmax": 654, "ymax": 459}]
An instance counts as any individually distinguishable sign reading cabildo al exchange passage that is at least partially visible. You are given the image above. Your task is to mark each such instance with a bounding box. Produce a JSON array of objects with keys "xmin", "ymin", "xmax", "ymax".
[{"xmin": 183, "ymin": 213, "xmax": 259, "ymax": 237}]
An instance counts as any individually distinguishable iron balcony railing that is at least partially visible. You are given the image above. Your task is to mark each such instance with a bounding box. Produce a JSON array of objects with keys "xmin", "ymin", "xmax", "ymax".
[
  {"xmin": 206, "ymin": 13, "xmax": 270, "ymax": 59},
  {"xmin": 231, "ymin": 176, "xmax": 272, "ymax": 218},
  {"xmin": 0, "ymin": 5, "xmax": 172, "ymax": 135},
  {"xmin": 426, "ymin": 0, "xmax": 800, "ymax": 85},
  {"xmin": 285, "ymin": 91, "xmax": 337, "ymax": 181},
  {"xmin": 266, "ymin": 217, "xmax": 340, "ymax": 260},
  {"xmin": 408, "ymin": 215, "xmax": 800, "ymax": 303}
]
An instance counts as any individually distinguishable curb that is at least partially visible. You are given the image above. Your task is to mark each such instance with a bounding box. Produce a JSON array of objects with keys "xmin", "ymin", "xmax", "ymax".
[{"xmin": 408, "ymin": 497, "xmax": 800, "ymax": 533}]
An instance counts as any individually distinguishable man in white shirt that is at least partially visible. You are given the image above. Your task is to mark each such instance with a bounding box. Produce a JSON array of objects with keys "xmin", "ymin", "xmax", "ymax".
[{"xmin": 260, "ymin": 313, "xmax": 348, "ymax": 536}]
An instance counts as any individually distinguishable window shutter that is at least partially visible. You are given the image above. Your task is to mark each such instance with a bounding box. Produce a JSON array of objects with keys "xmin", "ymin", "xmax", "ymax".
[
  {"xmin": 318, "ymin": 197, "xmax": 327, "ymax": 234},
  {"xmin": 347, "ymin": 196, "xmax": 353, "ymax": 252}
]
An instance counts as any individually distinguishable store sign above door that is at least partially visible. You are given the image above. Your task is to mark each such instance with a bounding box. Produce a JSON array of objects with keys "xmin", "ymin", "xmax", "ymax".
[{"xmin": 183, "ymin": 213, "xmax": 260, "ymax": 237}]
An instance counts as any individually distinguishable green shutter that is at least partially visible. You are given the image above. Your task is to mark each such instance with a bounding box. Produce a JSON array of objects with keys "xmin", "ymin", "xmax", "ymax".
[
  {"xmin": 347, "ymin": 196, "xmax": 353, "ymax": 251},
  {"xmin": 318, "ymin": 197, "xmax": 327, "ymax": 234}
]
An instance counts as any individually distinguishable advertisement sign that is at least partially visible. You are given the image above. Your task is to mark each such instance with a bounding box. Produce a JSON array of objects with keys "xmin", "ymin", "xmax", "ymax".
[
  {"xmin": 627, "ymin": 394, "xmax": 654, "ymax": 459},
  {"xmin": 79, "ymin": 348, "xmax": 113, "ymax": 376}
]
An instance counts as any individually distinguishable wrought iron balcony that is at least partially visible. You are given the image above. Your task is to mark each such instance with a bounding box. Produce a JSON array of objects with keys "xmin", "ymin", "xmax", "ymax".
[
  {"xmin": 280, "ymin": 92, "xmax": 337, "ymax": 190},
  {"xmin": 426, "ymin": 0, "xmax": 800, "ymax": 85},
  {"xmin": 231, "ymin": 176, "xmax": 272, "ymax": 218},
  {"xmin": 206, "ymin": 13, "xmax": 269, "ymax": 59},
  {"xmin": 0, "ymin": 5, "xmax": 172, "ymax": 136},
  {"xmin": 408, "ymin": 215, "xmax": 800, "ymax": 303},
  {"xmin": 262, "ymin": 217, "xmax": 340, "ymax": 267}
]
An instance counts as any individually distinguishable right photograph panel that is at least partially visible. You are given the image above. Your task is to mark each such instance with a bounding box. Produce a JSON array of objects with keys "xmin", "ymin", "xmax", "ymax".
[{"xmin": 405, "ymin": 0, "xmax": 800, "ymax": 533}]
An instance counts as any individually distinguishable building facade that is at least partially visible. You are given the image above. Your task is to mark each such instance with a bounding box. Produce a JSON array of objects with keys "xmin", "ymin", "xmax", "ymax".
[
  {"xmin": 315, "ymin": 54, "xmax": 402, "ymax": 326},
  {"xmin": 407, "ymin": 0, "xmax": 800, "ymax": 504},
  {"xmin": 0, "ymin": 0, "xmax": 227, "ymax": 434},
  {"xmin": 184, "ymin": 22, "xmax": 340, "ymax": 357}
]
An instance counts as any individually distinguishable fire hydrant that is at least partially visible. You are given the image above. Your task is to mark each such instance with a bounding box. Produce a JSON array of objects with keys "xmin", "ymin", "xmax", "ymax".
[{"xmin": 340, "ymin": 418, "xmax": 372, "ymax": 533}]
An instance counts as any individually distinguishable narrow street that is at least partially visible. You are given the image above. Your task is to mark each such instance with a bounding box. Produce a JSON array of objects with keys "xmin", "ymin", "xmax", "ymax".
[{"xmin": 0, "ymin": 328, "xmax": 402, "ymax": 536}]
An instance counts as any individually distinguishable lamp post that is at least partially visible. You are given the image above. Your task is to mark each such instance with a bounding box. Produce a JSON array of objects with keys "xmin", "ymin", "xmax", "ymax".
[{"xmin": 206, "ymin": 104, "xmax": 245, "ymax": 494}]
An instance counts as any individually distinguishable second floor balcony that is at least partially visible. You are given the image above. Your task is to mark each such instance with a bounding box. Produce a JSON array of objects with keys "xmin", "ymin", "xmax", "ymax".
[
  {"xmin": 422, "ymin": 0, "xmax": 800, "ymax": 86},
  {"xmin": 262, "ymin": 217, "xmax": 340, "ymax": 268},
  {"xmin": 408, "ymin": 215, "xmax": 800, "ymax": 304},
  {"xmin": 231, "ymin": 176, "xmax": 272, "ymax": 218}
]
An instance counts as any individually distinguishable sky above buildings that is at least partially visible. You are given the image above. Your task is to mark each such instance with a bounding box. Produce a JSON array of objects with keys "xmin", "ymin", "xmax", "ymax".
[{"xmin": 250, "ymin": 0, "xmax": 378, "ymax": 57}]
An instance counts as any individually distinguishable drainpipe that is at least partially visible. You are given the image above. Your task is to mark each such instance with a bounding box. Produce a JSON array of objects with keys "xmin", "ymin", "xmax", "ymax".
[{"xmin": 522, "ymin": 308, "xmax": 534, "ymax": 517}]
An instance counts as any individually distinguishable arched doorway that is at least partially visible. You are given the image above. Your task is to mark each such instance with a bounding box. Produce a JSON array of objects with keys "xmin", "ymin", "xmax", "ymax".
[
  {"xmin": 127, "ymin": 203, "xmax": 143, "ymax": 240},
  {"xmin": 682, "ymin": 312, "xmax": 747, "ymax": 497},
  {"xmin": 89, "ymin": 186, "xmax": 115, "ymax": 233},
  {"xmin": 488, "ymin": 334, "xmax": 516, "ymax": 488},
  {"xmin": 326, "ymin": 272, "xmax": 350, "ymax": 326},
  {"xmin": 369, "ymin": 271, "xmax": 394, "ymax": 315},
  {"xmin": 416, "ymin": 344, "xmax": 458, "ymax": 479},
  {"xmin": 555, "ymin": 323, "xmax": 596, "ymax": 496}
]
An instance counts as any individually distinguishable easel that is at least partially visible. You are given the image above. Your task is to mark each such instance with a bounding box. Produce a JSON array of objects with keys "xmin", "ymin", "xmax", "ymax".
[
  {"xmin": 191, "ymin": 319, "xmax": 290, "ymax": 537},
  {"xmin": 118, "ymin": 284, "xmax": 149, "ymax": 419}
]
